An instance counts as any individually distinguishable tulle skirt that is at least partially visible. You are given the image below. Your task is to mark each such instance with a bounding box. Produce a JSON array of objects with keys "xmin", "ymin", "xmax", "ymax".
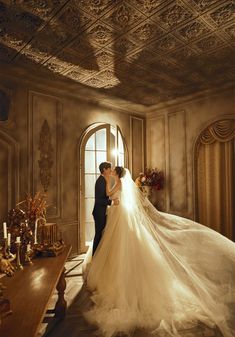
[{"xmin": 83, "ymin": 202, "xmax": 235, "ymax": 337}]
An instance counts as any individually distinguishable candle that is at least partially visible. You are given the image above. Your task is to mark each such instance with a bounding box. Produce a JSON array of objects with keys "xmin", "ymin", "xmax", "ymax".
[
  {"xmin": 3, "ymin": 222, "xmax": 7, "ymax": 239},
  {"xmin": 7, "ymin": 232, "xmax": 11, "ymax": 246},
  {"xmin": 16, "ymin": 236, "xmax": 21, "ymax": 244},
  {"xmin": 34, "ymin": 219, "xmax": 38, "ymax": 245}
]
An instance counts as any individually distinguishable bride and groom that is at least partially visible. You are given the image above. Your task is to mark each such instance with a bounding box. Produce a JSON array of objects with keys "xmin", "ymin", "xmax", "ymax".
[{"xmin": 83, "ymin": 161, "xmax": 235, "ymax": 337}]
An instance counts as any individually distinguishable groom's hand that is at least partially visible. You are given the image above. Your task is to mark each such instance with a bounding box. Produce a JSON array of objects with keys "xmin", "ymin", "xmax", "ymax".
[{"xmin": 113, "ymin": 199, "xmax": 119, "ymax": 206}]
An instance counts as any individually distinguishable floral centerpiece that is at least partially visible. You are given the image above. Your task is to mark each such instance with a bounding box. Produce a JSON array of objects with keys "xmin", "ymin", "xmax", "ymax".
[
  {"xmin": 135, "ymin": 168, "xmax": 164, "ymax": 190},
  {"xmin": 17, "ymin": 191, "xmax": 47, "ymax": 225},
  {"xmin": 8, "ymin": 192, "xmax": 47, "ymax": 244}
]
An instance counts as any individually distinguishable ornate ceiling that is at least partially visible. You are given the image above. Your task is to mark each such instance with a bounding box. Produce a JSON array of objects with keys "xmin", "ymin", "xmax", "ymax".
[{"xmin": 0, "ymin": 0, "xmax": 235, "ymax": 107}]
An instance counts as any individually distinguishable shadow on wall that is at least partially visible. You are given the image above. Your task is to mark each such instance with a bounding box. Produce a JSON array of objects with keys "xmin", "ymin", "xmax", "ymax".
[{"xmin": 0, "ymin": 89, "xmax": 10, "ymax": 121}]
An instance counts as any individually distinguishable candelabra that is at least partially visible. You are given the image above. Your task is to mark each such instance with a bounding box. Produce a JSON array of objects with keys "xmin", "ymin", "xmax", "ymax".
[
  {"xmin": 15, "ymin": 242, "xmax": 23, "ymax": 270},
  {"xmin": 24, "ymin": 244, "xmax": 33, "ymax": 265}
]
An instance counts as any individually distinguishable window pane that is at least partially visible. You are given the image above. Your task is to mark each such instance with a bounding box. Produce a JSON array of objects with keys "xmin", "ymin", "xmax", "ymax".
[
  {"xmin": 86, "ymin": 133, "xmax": 95, "ymax": 150},
  {"xmin": 85, "ymin": 174, "xmax": 96, "ymax": 197},
  {"xmin": 85, "ymin": 151, "xmax": 95, "ymax": 173},
  {"xmin": 96, "ymin": 151, "xmax": 107, "ymax": 172},
  {"xmin": 85, "ymin": 198, "xmax": 95, "ymax": 222},
  {"xmin": 96, "ymin": 129, "xmax": 106, "ymax": 150},
  {"xmin": 119, "ymin": 153, "xmax": 124, "ymax": 166},
  {"xmin": 85, "ymin": 222, "xmax": 95, "ymax": 242},
  {"xmin": 118, "ymin": 131, "xmax": 124, "ymax": 153}
]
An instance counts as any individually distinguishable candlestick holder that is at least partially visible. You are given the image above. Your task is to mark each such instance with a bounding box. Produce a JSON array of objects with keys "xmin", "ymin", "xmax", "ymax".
[
  {"xmin": 24, "ymin": 246, "xmax": 33, "ymax": 265},
  {"xmin": 15, "ymin": 243, "xmax": 23, "ymax": 270},
  {"xmin": 3, "ymin": 238, "xmax": 9, "ymax": 259}
]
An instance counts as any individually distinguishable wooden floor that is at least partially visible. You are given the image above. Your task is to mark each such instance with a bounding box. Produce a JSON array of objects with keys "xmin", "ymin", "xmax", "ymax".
[{"xmin": 38, "ymin": 254, "xmax": 224, "ymax": 337}]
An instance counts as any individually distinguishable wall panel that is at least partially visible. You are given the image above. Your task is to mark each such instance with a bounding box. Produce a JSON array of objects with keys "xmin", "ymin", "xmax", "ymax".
[
  {"xmin": 168, "ymin": 111, "xmax": 187, "ymax": 213},
  {"xmin": 130, "ymin": 116, "xmax": 145, "ymax": 179},
  {"xmin": 28, "ymin": 92, "xmax": 62, "ymax": 219}
]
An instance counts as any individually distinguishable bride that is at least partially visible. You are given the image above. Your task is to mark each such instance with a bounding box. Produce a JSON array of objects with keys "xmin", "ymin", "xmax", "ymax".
[{"xmin": 83, "ymin": 166, "xmax": 235, "ymax": 337}]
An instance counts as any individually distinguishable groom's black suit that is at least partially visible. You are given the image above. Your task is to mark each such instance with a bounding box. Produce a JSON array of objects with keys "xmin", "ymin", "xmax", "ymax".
[{"xmin": 92, "ymin": 175, "xmax": 111, "ymax": 255}]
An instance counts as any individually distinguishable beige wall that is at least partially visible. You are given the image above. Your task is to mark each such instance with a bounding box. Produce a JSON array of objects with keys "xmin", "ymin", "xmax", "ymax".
[
  {"xmin": 147, "ymin": 88, "xmax": 235, "ymax": 220},
  {"xmin": 0, "ymin": 76, "xmax": 145, "ymax": 254}
]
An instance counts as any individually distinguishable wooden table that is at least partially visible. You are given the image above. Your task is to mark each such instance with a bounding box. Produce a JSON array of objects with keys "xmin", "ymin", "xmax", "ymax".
[{"xmin": 0, "ymin": 245, "xmax": 71, "ymax": 337}]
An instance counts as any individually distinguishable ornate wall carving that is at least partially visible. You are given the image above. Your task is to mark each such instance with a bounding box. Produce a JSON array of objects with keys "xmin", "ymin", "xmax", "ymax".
[
  {"xmin": 28, "ymin": 91, "xmax": 62, "ymax": 219},
  {"xmin": 38, "ymin": 119, "xmax": 54, "ymax": 192}
]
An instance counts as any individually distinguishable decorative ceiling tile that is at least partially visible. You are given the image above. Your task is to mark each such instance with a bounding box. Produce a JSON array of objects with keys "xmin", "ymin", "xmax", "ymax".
[
  {"xmin": 86, "ymin": 22, "xmax": 114, "ymax": 47},
  {"xmin": 102, "ymin": 2, "xmax": 145, "ymax": 31},
  {"xmin": 129, "ymin": 0, "xmax": 167, "ymax": 16},
  {"xmin": 66, "ymin": 68, "xmax": 94, "ymax": 82},
  {"xmin": 67, "ymin": 35, "xmax": 99, "ymax": 60},
  {"xmin": 31, "ymin": 19, "xmax": 76, "ymax": 58},
  {"xmin": 151, "ymin": 2, "xmax": 194, "ymax": 30},
  {"xmin": 57, "ymin": 4, "xmax": 93, "ymax": 31},
  {"xmin": 128, "ymin": 20, "xmax": 165, "ymax": 44},
  {"xmin": 194, "ymin": 34, "xmax": 225, "ymax": 51},
  {"xmin": 186, "ymin": 0, "xmax": 219, "ymax": 12},
  {"xmin": 169, "ymin": 46, "xmax": 198, "ymax": 61},
  {"xmin": 88, "ymin": 48, "xmax": 117, "ymax": 69},
  {"xmin": 175, "ymin": 20, "xmax": 211, "ymax": 42},
  {"xmin": 84, "ymin": 77, "xmax": 106, "ymax": 88},
  {"xmin": 1, "ymin": 0, "xmax": 66, "ymax": 20},
  {"xmin": 0, "ymin": 30, "xmax": 26, "ymax": 52},
  {"xmin": 149, "ymin": 35, "xmax": 183, "ymax": 53},
  {"xmin": 75, "ymin": 0, "xmax": 116, "ymax": 18},
  {"xmin": 209, "ymin": 1, "xmax": 235, "ymax": 26},
  {"xmin": 225, "ymin": 23, "xmax": 235, "ymax": 39},
  {"xmin": 106, "ymin": 35, "xmax": 140, "ymax": 56},
  {"xmin": 45, "ymin": 57, "xmax": 74, "ymax": 73}
]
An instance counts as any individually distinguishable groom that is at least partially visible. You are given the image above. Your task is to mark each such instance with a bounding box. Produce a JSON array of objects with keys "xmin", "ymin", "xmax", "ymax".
[{"xmin": 92, "ymin": 161, "xmax": 119, "ymax": 255}]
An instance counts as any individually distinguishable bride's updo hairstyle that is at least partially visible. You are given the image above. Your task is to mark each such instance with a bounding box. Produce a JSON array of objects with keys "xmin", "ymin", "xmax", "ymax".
[{"xmin": 115, "ymin": 166, "xmax": 126, "ymax": 178}]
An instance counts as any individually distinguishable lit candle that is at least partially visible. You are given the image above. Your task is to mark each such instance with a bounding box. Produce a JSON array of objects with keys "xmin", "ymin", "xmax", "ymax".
[
  {"xmin": 16, "ymin": 236, "xmax": 21, "ymax": 244},
  {"xmin": 7, "ymin": 232, "xmax": 11, "ymax": 246},
  {"xmin": 3, "ymin": 222, "xmax": 7, "ymax": 239}
]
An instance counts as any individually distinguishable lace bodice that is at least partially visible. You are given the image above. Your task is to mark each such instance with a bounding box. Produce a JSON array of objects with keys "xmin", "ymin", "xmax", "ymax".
[{"xmin": 110, "ymin": 188, "xmax": 121, "ymax": 200}]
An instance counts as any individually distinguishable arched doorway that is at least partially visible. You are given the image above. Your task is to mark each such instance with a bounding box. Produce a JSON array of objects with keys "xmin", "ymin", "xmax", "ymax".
[
  {"xmin": 194, "ymin": 118, "xmax": 235, "ymax": 240},
  {"xmin": 79, "ymin": 123, "xmax": 128, "ymax": 252}
]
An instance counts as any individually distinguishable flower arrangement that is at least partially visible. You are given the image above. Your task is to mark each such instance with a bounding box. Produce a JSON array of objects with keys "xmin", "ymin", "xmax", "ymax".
[
  {"xmin": 135, "ymin": 168, "xmax": 164, "ymax": 190},
  {"xmin": 15, "ymin": 191, "xmax": 47, "ymax": 225}
]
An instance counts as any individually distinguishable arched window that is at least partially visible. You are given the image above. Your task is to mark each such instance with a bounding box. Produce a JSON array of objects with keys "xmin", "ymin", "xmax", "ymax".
[{"xmin": 79, "ymin": 123, "xmax": 127, "ymax": 252}]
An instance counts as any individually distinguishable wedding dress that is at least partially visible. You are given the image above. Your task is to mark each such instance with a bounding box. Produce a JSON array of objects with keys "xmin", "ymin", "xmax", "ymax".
[{"xmin": 83, "ymin": 169, "xmax": 235, "ymax": 337}]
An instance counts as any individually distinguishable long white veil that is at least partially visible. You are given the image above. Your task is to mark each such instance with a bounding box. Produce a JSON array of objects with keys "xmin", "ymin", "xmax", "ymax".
[{"xmin": 120, "ymin": 169, "xmax": 235, "ymax": 337}]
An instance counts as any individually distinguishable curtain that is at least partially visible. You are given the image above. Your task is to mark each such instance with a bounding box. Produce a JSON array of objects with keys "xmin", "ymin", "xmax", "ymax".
[{"xmin": 196, "ymin": 119, "xmax": 235, "ymax": 240}]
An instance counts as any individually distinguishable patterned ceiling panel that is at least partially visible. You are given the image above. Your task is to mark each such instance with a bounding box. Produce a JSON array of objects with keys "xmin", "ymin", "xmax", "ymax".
[{"xmin": 0, "ymin": 0, "xmax": 234, "ymax": 106}]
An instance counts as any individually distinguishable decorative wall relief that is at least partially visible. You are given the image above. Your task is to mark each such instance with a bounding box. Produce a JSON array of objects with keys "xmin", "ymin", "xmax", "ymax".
[
  {"xmin": 38, "ymin": 119, "xmax": 53, "ymax": 192},
  {"xmin": 29, "ymin": 92, "xmax": 62, "ymax": 219}
]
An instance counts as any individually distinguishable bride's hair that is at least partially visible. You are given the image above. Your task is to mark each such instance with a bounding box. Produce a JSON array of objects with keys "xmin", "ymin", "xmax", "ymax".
[{"xmin": 114, "ymin": 166, "xmax": 126, "ymax": 178}]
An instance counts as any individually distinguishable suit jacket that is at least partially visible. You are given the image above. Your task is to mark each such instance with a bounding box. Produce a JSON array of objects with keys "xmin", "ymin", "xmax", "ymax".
[{"xmin": 92, "ymin": 175, "xmax": 111, "ymax": 217}]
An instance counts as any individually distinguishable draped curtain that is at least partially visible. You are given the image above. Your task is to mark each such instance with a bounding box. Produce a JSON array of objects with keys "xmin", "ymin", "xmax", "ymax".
[{"xmin": 196, "ymin": 119, "xmax": 235, "ymax": 240}]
